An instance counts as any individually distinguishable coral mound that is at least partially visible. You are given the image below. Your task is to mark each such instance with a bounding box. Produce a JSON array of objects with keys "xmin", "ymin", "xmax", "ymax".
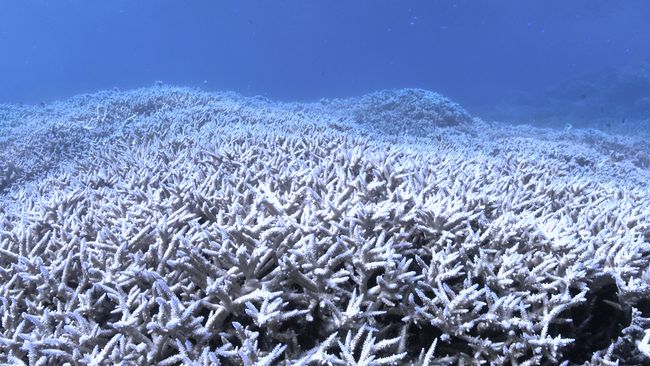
[
  {"xmin": 343, "ymin": 88, "xmax": 474, "ymax": 135},
  {"xmin": 0, "ymin": 87, "xmax": 649, "ymax": 365}
]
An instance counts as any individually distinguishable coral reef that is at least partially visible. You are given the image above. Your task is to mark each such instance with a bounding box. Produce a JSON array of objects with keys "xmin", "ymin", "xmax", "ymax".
[
  {"xmin": 322, "ymin": 88, "xmax": 475, "ymax": 135},
  {"xmin": 0, "ymin": 86, "xmax": 649, "ymax": 365}
]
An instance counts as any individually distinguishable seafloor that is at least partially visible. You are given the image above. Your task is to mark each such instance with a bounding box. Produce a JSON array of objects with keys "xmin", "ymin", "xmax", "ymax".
[{"xmin": 0, "ymin": 87, "xmax": 649, "ymax": 365}]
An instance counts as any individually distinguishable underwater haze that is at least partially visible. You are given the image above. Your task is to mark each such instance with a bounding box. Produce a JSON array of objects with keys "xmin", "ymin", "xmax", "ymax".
[
  {"xmin": 2, "ymin": 1, "xmax": 650, "ymax": 123},
  {"xmin": 1, "ymin": 2, "xmax": 650, "ymax": 365}
]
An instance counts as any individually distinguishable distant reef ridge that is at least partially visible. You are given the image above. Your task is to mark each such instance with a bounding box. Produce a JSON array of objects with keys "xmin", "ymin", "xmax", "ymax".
[
  {"xmin": 476, "ymin": 65, "xmax": 650, "ymax": 131},
  {"xmin": 0, "ymin": 86, "xmax": 649, "ymax": 365}
]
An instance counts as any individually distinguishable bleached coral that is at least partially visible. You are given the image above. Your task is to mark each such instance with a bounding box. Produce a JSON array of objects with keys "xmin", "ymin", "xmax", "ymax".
[
  {"xmin": 0, "ymin": 86, "xmax": 648, "ymax": 365},
  {"xmin": 326, "ymin": 88, "xmax": 475, "ymax": 135}
]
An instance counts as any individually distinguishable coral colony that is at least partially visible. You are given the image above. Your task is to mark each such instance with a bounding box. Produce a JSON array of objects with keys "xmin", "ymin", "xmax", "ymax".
[{"xmin": 0, "ymin": 87, "xmax": 649, "ymax": 365}]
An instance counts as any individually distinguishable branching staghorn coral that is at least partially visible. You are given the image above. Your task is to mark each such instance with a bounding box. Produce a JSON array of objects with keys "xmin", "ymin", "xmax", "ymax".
[{"xmin": 0, "ymin": 86, "xmax": 649, "ymax": 365}]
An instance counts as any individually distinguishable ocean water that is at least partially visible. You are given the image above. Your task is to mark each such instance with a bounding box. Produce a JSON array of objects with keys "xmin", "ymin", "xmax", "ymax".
[
  {"xmin": 1, "ymin": 1, "xmax": 650, "ymax": 127},
  {"xmin": 1, "ymin": 2, "xmax": 650, "ymax": 365}
]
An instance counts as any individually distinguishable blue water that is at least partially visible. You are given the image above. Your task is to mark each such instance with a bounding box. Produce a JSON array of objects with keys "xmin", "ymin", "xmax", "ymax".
[{"xmin": 1, "ymin": 1, "xmax": 650, "ymax": 127}]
